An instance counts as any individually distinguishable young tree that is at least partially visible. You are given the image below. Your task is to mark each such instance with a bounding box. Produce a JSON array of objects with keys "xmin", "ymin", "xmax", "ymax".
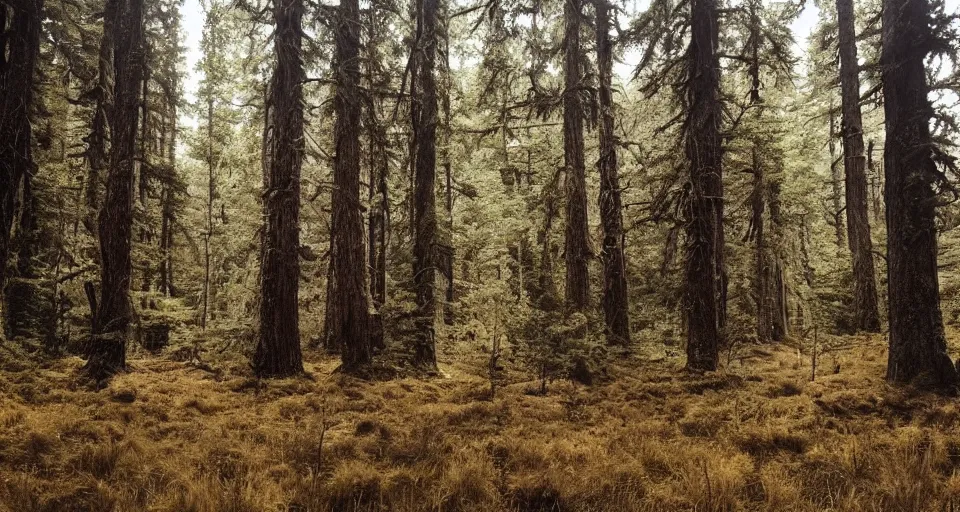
[
  {"xmin": 563, "ymin": 0, "xmax": 590, "ymax": 312},
  {"xmin": 684, "ymin": 0, "xmax": 725, "ymax": 371},
  {"xmin": 594, "ymin": 0, "xmax": 629, "ymax": 345},
  {"xmin": 411, "ymin": 0, "xmax": 440, "ymax": 370},
  {"xmin": 254, "ymin": 0, "xmax": 305, "ymax": 378},
  {"xmin": 882, "ymin": 0, "xmax": 959, "ymax": 389},
  {"xmin": 88, "ymin": 0, "xmax": 144, "ymax": 379},
  {"xmin": 0, "ymin": 0, "xmax": 43, "ymax": 334},
  {"xmin": 836, "ymin": 0, "xmax": 880, "ymax": 332},
  {"xmin": 326, "ymin": 0, "xmax": 373, "ymax": 369}
]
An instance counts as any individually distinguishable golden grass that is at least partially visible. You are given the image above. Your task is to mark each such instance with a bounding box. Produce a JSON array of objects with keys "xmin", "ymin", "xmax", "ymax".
[{"xmin": 2, "ymin": 335, "xmax": 960, "ymax": 511}]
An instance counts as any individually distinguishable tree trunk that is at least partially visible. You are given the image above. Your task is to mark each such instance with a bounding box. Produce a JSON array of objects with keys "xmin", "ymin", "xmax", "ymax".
[
  {"xmin": 412, "ymin": 0, "xmax": 439, "ymax": 370},
  {"xmin": 328, "ymin": 0, "xmax": 372, "ymax": 370},
  {"xmin": 365, "ymin": 15, "xmax": 388, "ymax": 350},
  {"xmin": 563, "ymin": 0, "xmax": 590, "ymax": 312},
  {"xmin": 595, "ymin": 0, "xmax": 629, "ymax": 346},
  {"xmin": 88, "ymin": 0, "xmax": 144, "ymax": 380},
  {"xmin": 0, "ymin": 0, "xmax": 41, "ymax": 338},
  {"xmin": 159, "ymin": 105, "xmax": 177, "ymax": 297},
  {"xmin": 684, "ymin": 0, "xmax": 724, "ymax": 371},
  {"xmin": 202, "ymin": 96, "xmax": 214, "ymax": 329},
  {"xmin": 441, "ymin": 7, "xmax": 454, "ymax": 326},
  {"xmin": 828, "ymin": 106, "xmax": 845, "ymax": 249},
  {"xmin": 881, "ymin": 0, "xmax": 958, "ymax": 390},
  {"xmin": 85, "ymin": 0, "xmax": 118, "ymax": 234},
  {"xmin": 836, "ymin": 0, "xmax": 881, "ymax": 333},
  {"xmin": 254, "ymin": 0, "xmax": 305, "ymax": 378}
]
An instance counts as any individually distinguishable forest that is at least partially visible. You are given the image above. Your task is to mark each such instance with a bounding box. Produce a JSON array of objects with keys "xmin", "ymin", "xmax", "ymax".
[{"xmin": 2, "ymin": 0, "xmax": 960, "ymax": 509}]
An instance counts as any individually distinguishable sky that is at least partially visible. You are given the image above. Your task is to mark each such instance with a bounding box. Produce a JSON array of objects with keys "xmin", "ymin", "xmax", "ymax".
[{"xmin": 176, "ymin": 0, "xmax": 958, "ymax": 115}]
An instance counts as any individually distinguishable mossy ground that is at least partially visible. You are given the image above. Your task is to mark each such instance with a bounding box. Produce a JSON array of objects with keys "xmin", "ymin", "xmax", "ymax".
[{"xmin": 2, "ymin": 332, "xmax": 960, "ymax": 511}]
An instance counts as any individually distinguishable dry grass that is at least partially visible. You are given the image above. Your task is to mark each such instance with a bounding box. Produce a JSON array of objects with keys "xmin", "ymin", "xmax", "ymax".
[{"xmin": 2, "ymin": 334, "xmax": 960, "ymax": 511}]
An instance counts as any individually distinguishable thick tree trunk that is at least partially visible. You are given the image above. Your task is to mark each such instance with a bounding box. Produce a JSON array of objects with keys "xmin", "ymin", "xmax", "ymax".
[
  {"xmin": 328, "ymin": 0, "xmax": 372, "ymax": 370},
  {"xmin": 88, "ymin": 0, "xmax": 144, "ymax": 380},
  {"xmin": 882, "ymin": 0, "xmax": 958, "ymax": 390},
  {"xmin": 595, "ymin": 0, "xmax": 629, "ymax": 346},
  {"xmin": 85, "ymin": 0, "xmax": 118, "ymax": 234},
  {"xmin": 364, "ymin": 3, "xmax": 387, "ymax": 351},
  {"xmin": 836, "ymin": 0, "xmax": 881, "ymax": 332},
  {"xmin": 412, "ymin": 0, "xmax": 439, "ymax": 370},
  {"xmin": 254, "ymin": 0, "xmax": 305, "ymax": 378},
  {"xmin": 0, "ymin": 0, "xmax": 42, "ymax": 338},
  {"xmin": 562, "ymin": 0, "xmax": 590, "ymax": 312},
  {"xmin": 684, "ymin": 0, "xmax": 724, "ymax": 371}
]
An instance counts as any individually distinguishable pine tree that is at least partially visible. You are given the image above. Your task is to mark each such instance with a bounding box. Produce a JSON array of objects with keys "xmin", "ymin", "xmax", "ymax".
[
  {"xmin": 562, "ymin": 0, "xmax": 590, "ymax": 312},
  {"xmin": 836, "ymin": 0, "xmax": 880, "ymax": 332},
  {"xmin": 882, "ymin": 0, "xmax": 959, "ymax": 390},
  {"xmin": 0, "ymin": 0, "xmax": 43, "ymax": 338},
  {"xmin": 254, "ymin": 0, "xmax": 305, "ymax": 378},
  {"xmin": 411, "ymin": 0, "xmax": 440, "ymax": 370},
  {"xmin": 327, "ymin": 0, "xmax": 373, "ymax": 370},
  {"xmin": 594, "ymin": 0, "xmax": 629, "ymax": 346},
  {"xmin": 684, "ymin": 0, "xmax": 725, "ymax": 371},
  {"xmin": 87, "ymin": 0, "xmax": 145, "ymax": 380}
]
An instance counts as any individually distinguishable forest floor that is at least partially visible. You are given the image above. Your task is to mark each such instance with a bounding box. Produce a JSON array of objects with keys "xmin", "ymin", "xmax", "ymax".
[{"xmin": 2, "ymin": 331, "xmax": 960, "ymax": 512}]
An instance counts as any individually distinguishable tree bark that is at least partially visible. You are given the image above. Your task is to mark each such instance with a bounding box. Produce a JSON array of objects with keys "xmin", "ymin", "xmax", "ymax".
[
  {"xmin": 882, "ymin": 0, "xmax": 958, "ymax": 390},
  {"xmin": 85, "ymin": 0, "xmax": 118, "ymax": 234},
  {"xmin": 0, "ymin": 0, "xmax": 41, "ymax": 338},
  {"xmin": 365, "ymin": 5, "xmax": 387, "ymax": 351},
  {"xmin": 254, "ymin": 0, "xmax": 305, "ymax": 378},
  {"xmin": 88, "ymin": 0, "xmax": 144, "ymax": 380},
  {"xmin": 159, "ymin": 107, "xmax": 176, "ymax": 297},
  {"xmin": 684, "ymin": 0, "xmax": 724, "ymax": 371},
  {"xmin": 328, "ymin": 0, "xmax": 372, "ymax": 370},
  {"xmin": 563, "ymin": 0, "xmax": 590, "ymax": 312},
  {"xmin": 202, "ymin": 96, "xmax": 214, "ymax": 329},
  {"xmin": 828, "ymin": 106, "xmax": 845, "ymax": 249},
  {"xmin": 412, "ymin": 0, "xmax": 439, "ymax": 370},
  {"xmin": 595, "ymin": 0, "xmax": 629, "ymax": 346},
  {"xmin": 836, "ymin": 0, "xmax": 881, "ymax": 332}
]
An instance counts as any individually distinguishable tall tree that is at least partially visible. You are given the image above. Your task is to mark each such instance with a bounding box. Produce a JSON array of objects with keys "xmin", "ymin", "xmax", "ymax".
[
  {"xmin": 684, "ymin": 0, "xmax": 725, "ymax": 371},
  {"xmin": 254, "ymin": 0, "xmax": 305, "ymax": 378},
  {"xmin": 0, "ymin": 0, "xmax": 43, "ymax": 336},
  {"xmin": 595, "ymin": 0, "xmax": 629, "ymax": 345},
  {"xmin": 836, "ymin": 0, "xmax": 880, "ymax": 332},
  {"xmin": 88, "ymin": 0, "xmax": 144, "ymax": 379},
  {"xmin": 327, "ymin": 0, "xmax": 372, "ymax": 369},
  {"xmin": 84, "ymin": 0, "xmax": 118, "ymax": 233},
  {"xmin": 882, "ymin": 0, "xmax": 958, "ymax": 389},
  {"xmin": 563, "ymin": 0, "xmax": 590, "ymax": 312},
  {"xmin": 412, "ymin": 0, "xmax": 439, "ymax": 370}
]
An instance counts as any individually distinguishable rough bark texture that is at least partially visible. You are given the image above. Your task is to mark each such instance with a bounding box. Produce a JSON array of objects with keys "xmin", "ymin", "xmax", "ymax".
[
  {"xmin": 365, "ymin": 11, "xmax": 388, "ymax": 351},
  {"xmin": 412, "ymin": 0, "xmax": 439, "ymax": 370},
  {"xmin": 88, "ymin": 0, "xmax": 144, "ymax": 380},
  {"xmin": 159, "ymin": 111, "xmax": 176, "ymax": 296},
  {"xmin": 254, "ymin": 0, "xmax": 305, "ymax": 378},
  {"xmin": 684, "ymin": 0, "xmax": 724, "ymax": 371},
  {"xmin": 85, "ymin": 0, "xmax": 117, "ymax": 234},
  {"xmin": 836, "ymin": 0, "xmax": 881, "ymax": 333},
  {"xmin": 562, "ymin": 0, "xmax": 590, "ymax": 312},
  {"xmin": 0, "ymin": 1, "xmax": 41, "ymax": 329},
  {"xmin": 595, "ymin": 0, "xmax": 629, "ymax": 346},
  {"xmin": 882, "ymin": 0, "xmax": 958, "ymax": 390},
  {"xmin": 328, "ymin": 0, "xmax": 372, "ymax": 370},
  {"xmin": 746, "ymin": 1, "xmax": 785, "ymax": 344}
]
